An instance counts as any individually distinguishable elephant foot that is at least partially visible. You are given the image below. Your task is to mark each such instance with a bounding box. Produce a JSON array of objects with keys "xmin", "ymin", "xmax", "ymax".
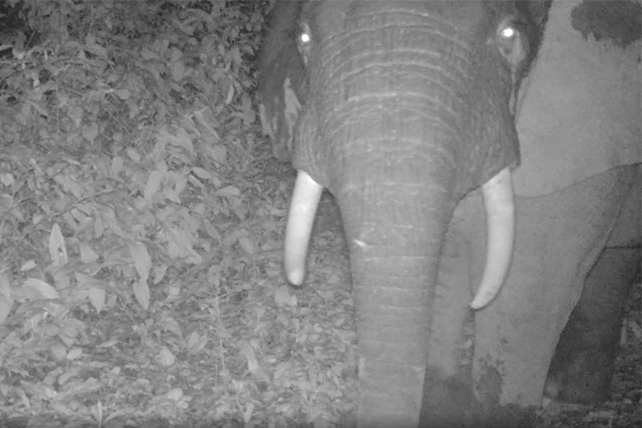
[
  {"xmin": 474, "ymin": 366, "xmax": 538, "ymax": 428},
  {"xmin": 546, "ymin": 247, "xmax": 640, "ymax": 404},
  {"xmin": 418, "ymin": 367, "xmax": 537, "ymax": 428},
  {"xmin": 476, "ymin": 404, "xmax": 537, "ymax": 428},
  {"xmin": 545, "ymin": 350, "xmax": 614, "ymax": 404}
]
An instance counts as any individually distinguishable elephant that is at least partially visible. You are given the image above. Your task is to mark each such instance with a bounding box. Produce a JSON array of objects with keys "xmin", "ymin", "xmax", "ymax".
[
  {"xmin": 256, "ymin": 0, "xmax": 307, "ymax": 162},
  {"xmin": 256, "ymin": 1, "xmax": 641, "ymax": 427}
]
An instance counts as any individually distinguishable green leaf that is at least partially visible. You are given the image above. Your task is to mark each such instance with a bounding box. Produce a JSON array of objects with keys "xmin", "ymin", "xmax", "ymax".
[
  {"xmin": 79, "ymin": 243, "xmax": 99, "ymax": 263},
  {"xmin": 84, "ymin": 41, "xmax": 108, "ymax": 59},
  {"xmin": 214, "ymin": 185, "xmax": 240, "ymax": 198},
  {"xmin": 133, "ymin": 279, "xmax": 150, "ymax": 310},
  {"xmin": 238, "ymin": 234, "xmax": 255, "ymax": 255},
  {"xmin": 114, "ymin": 89, "xmax": 131, "ymax": 100},
  {"xmin": 152, "ymin": 265, "xmax": 167, "ymax": 284},
  {"xmin": 82, "ymin": 122, "xmax": 99, "ymax": 143},
  {"xmin": 144, "ymin": 170, "xmax": 163, "ymax": 202},
  {"xmin": 86, "ymin": 287, "xmax": 106, "ymax": 314},
  {"xmin": 167, "ymin": 227, "xmax": 202, "ymax": 264},
  {"xmin": 170, "ymin": 60, "xmax": 186, "ymax": 81},
  {"xmin": 186, "ymin": 331, "xmax": 207, "ymax": 355},
  {"xmin": 129, "ymin": 241, "xmax": 151, "ymax": 282},
  {"xmin": 158, "ymin": 346, "xmax": 175, "ymax": 367},
  {"xmin": 191, "ymin": 167, "xmax": 211, "ymax": 180},
  {"xmin": 66, "ymin": 347, "xmax": 83, "ymax": 360},
  {"xmin": 240, "ymin": 340, "xmax": 259, "ymax": 373},
  {"xmin": 0, "ymin": 269, "xmax": 12, "ymax": 325},
  {"xmin": 48, "ymin": 223, "xmax": 68, "ymax": 267},
  {"xmin": 22, "ymin": 278, "xmax": 59, "ymax": 300}
]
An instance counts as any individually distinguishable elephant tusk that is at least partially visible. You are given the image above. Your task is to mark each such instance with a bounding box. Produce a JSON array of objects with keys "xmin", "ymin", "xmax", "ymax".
[
  {"xmin": 470, "ymin": 167, "xmax": 515, "ymax": 310},
  {"xmin": 284, "ymin": 170, "xmax": 323, "ymax": 285}
]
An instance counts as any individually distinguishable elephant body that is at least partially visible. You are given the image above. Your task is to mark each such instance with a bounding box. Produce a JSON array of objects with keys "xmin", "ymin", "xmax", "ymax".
[
  {"xmin": 546, "ymin": 218, "xmax": 640, "ymax": 404},
  {"xmin": 257, "ymin": 1, "xmax": 641, "ymax": 427},
  {"xmin": 432, "ymin": 164, "xmax": 639, "ymax": 425},
  {"xmin": 514, "ymin": 0, "xmax": 641, "ymax": 406}
]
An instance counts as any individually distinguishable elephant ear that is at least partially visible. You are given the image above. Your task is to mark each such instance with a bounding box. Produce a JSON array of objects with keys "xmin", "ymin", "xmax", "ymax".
[
  {"xmin": 257, "ymin": 1, "xmax": 308, "ymax": 162},
  {"xmin": 513, "ymin": 0, "xmax": 641, "ymax": 197}
]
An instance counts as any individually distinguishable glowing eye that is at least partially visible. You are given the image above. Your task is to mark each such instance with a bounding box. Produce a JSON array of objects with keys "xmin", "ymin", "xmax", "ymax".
[
  {"xmin": 500, "ymin": 26, "xmax": 515, "ymax": 39},
  {"xmin": 495, "ymin": 19, "xmax": 528, "ymax": 69},
  {"xmin": 297, "ymin": 22, "xmax": 313, "ymax": 66}
]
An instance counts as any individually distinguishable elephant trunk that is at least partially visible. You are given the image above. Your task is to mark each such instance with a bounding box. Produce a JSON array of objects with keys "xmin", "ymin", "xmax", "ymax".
[
  {"xmin": 337, "ymin": 174, "xmax": 454, "ymax": 428},
  {"xmin": 285, "ymin": 167, "xmax": 514, "ymax": 427}
]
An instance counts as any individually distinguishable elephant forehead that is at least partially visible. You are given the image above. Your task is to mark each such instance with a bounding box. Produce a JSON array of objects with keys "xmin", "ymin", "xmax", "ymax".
[
  {"xmin": 513, "ymin": 0, "xmax": 641, "ymax": 197},
  {"xmin": 306, "ymin": 1, "xmax": 498, "ymax": 40}
]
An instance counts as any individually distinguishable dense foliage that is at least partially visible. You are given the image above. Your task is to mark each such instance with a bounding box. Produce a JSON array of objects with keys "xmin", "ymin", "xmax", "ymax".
[{"xmin": 0, "ymin": 0, "xmax": 325, "ymax": 425}]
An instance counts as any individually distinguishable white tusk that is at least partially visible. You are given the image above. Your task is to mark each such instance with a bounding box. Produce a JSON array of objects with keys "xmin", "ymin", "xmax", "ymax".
[
  {"xmin": 284, "ymin": 170, "xmax": 323, "ymax": 285},
  {"xmin": 470, "ymin": 167, "xmax": 515, "ymax": 310}
]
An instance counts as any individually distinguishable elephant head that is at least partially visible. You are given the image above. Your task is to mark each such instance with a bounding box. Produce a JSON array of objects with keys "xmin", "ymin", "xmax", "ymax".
[
  {"xmin": 258, "ymin": 2, "xmax": 543, "ymax": 426},
  {"xmin": 257, "ymin": 1, "xmax": 307, "ymax": 161}
]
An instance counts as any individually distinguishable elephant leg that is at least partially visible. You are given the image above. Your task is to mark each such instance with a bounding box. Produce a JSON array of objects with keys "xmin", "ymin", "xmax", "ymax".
[
  {"xmin": 546, "ymin": 165, "xmax": 641, "ymax": 404},
  {"xmin": 546, "ymin": 247, "xmax": 640, "ymax": 404},
  {"xmin": 471, "ymin": 165, "xmax": 639, "ymax": 427}
]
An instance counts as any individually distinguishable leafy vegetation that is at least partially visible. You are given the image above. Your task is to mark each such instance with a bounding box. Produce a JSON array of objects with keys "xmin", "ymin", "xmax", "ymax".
[
  {"xmin": 0, "ymin": 1, "xmax": 638, "ymax": 427},
  {"xmin": 0, "ymin": 0, "xmax": 343, "ymax": 425}
]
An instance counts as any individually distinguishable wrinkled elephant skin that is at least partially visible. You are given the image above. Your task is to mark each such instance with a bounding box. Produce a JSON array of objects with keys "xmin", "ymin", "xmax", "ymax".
[{"xmin": 257, "ymin": 1, "xmax": 641, "ymax": 427}]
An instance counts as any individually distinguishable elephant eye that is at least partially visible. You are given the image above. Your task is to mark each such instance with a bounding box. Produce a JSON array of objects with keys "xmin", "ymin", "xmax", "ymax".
[
  {"xmin": 500, "ymin": 26, "xmax": 516, "ymax": 40},
  {"xmin": 496, "ymin": 18, "xmax": 528, "ymax": 69},
  {"xmin": 297, "ymin": 21, "xmax": 313, "ymax": 67},
  {"xmin": 299, "ymin": 29, "xmax": 311, "ymax": 44}
]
